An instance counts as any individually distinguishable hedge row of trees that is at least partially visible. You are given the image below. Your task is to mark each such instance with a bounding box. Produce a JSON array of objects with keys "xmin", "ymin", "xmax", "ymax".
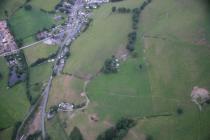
[
  {"xmin": 11, "ymin": 121, "xmax": 22, "ymax": 140},
  {"xmin": 97, "ymin": 118, "xmax": 136, "ymax": 140},
  {"xmin": 31, "ymin": 53, "xmax": 57, "ymax": 67},
  {"xmin": 69, "ymin": 127, "xmax": 84, "ymax": 140},
  {"xmin": 126, "ymin": 0, "xmax": 152, "ymax": 52},
  {"xmin": 112, "ymin": 7, "xmax": 131, "ymax": 13},
  {"xmin": 110, "ymin": 0, "xmax": 124, "ymax": 2},
  {"xmin": 0, "ymin": 72, "xmax": 2, "ymax": 80},
  {"xmin": 26, "ymin": 131, "xmax": 41, "ymax": 140}
]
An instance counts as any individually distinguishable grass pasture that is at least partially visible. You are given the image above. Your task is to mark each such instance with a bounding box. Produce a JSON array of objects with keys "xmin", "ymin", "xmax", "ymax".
[
  {"xmin": 47, "ymin": 75, "xmax": 84, "ymax": 110},
  {"xmin": 63, "ymin": 0, "xmax": 141, "ymax": 78},
  {"xmin": 29, "ymin": 0, "xmax": 60, "ymax": 11},
  {"xmin": 24, "ymin": 43, "xmax": 58, "ymax": 65},
  {"xmin": 63, "ymin": 0, "xmax": 210, "ymax": 140},
  {"xmin": 29, "ymin": 63, "xmax": 53, "ymax": 102},
  {"xmin": 0, "ymin": 58, "xmax": 30, "ymax": 130},
  {"xmin": 9, "ymin": 7, "xmax": 54, "ymax": 43}
]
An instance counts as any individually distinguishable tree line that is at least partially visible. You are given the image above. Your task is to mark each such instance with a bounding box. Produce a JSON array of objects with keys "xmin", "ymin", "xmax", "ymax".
[
  {"xmin": 97, "ymin": 118, "xmax": 136, "ymax": 140},
  {"xmin": 127, "ymin": 0, "xmax": 152, "ymax": 52}
]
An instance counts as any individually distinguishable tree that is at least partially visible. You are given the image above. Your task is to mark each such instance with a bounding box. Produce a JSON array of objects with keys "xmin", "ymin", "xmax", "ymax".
[
  {"xmin": 24, "ymin": 4, "xmax": 32, "ymax": 11},
  {"xmin": 4, "ymin": 10, "xmax": 8, "ymax": 17},
  {"xmin": 176, "ymin": 108, "xmax": 183, "ymax": 115},
  {"xmin": 0, "ymin": 72, "xmax": 2, "ymax": 80},
  {"xmin": 69, "ymin": 127, "xmax": 84, "ymax": 140},
  {"xmin": 112, "ymin": 7, "xmax": 116, "ymax": 12},
  {"xmin": 146, "ymin": 135, "xmax": 153, "ymax": 140},
  {"xmin": 97, "ymin": 118, "xmax": 136, "ymax": 140}
]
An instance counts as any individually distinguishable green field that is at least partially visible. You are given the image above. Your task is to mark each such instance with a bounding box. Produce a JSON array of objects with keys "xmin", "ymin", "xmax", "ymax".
[
  {"xmin": 29, "ymin": 0, "xmax": 60, "ymax": 11},
  {"xmin": 9, "ymin": 7, "xmax": 54, "ymax": 42},
  {"xmin": 47, "ymin": 75, "xmax": 84, "ymax": 110},
  {"xmin": 0, "ymin": 0, "xmax": 25, "ymax": 19},
  {"xmin": 0, "ymin": 58, "xmax": 30, "ymax": 130},
  {"xmin": 24, "ymin": 43, "xmax": 58, "ymax": 65},
  {"xmin": 29, "ymin": 63, "xmax": 53, "ymax": 102},
  {"xmin": 63, "ymin": 0, "xmax": 141, "ymax": 78},
  {"xmin": 62, "ymin": 0, "xmax": 210, "ymax": 140}
]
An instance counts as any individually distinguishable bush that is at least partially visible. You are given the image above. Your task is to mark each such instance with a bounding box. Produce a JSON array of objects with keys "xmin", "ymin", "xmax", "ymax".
[
  {"xmin": 146, "ymin": 135, "xmax": 153, "ymax": 140},
  {"xmin": 176, "ymin": 108, "xmax": 183, "ymax": 115},
  {"xmin": 97, "ymin": 118, "xmax": 136, "ymax": 140},
  {"xmin": 24, "ymin": 5, "xmax": 32, "ymax": 11},
  {"xmin": 102, "ymin": 56, "xmax": 119, "ymax": 74},
  {"xmin": 0, "ymin": 72, "xmax": 2, "ymax": 80},
  {"xmin": 69, "ymin": 127, "xmax": 84, "ymax": 140},
  {"xmin": 11, "ymin": 121, "xmax": 22, "ymax": 140}
]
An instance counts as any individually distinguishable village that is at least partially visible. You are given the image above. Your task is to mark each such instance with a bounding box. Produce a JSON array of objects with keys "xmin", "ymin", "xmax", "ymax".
[{"xmin": 0, "ymin": 20, "xmax": 18, "ymax": 55}]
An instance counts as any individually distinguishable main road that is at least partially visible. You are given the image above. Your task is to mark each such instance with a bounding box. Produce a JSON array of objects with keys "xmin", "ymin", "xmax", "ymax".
[{"xmin": 41, "ymin": 0, "xmax": 86, "ymax": 139}]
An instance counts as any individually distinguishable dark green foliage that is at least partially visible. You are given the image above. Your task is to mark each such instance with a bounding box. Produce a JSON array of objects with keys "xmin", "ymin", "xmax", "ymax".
[
  {"xmin": 126, "ymin": 31, "xmax": 137, "ymax": 51},
  {"xmin": 97, "ymin": 118, "xmax": 137, "ymax": 140},
  {"xmin": 176, "ymin": 108, "xmax": 183, "ymax": 115},
  {"xmin": 11, "ymin": 121, "xmax": 22, "ymax": 140},
  {"xmin": 110, "ymin": 0, "xmax": 124, "ymax": 2},
  {"xmin": 31, "ymin": 53, "xmax": 56, "ymax": 67},
  {"xmin": 24, "ymin": 4, "xmax": 32, "ymax": 11},
  {"xmin": 69, "ymin": 127, "xmax": 84, "ymax": 140},
  {"xmin": 112, "ymin": 7, "xmax": 116, "ymax": 12},
  {"xmin": 26, "ymin": 131, "xmax": 41, "ymax": 140},
  {"xmin": 0, "ymin": 72, "xmax": 2, "ymax": 80},
  {"xmin": 102, "ymin": 56, "xmax": 119, "ymax": 74},
  {"xmin": 146, "ymin": 135, "xmax": 153, "ymax": 140}
]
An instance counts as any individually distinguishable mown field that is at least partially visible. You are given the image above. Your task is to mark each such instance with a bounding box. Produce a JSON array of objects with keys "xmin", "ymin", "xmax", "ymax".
[
  {"xmin": 63, "ymin": 0, "xmax": 141, "ymax": 78},
  {"xmin": 0, "ymin": 58, "xmax": 30, "ymax": 139}
]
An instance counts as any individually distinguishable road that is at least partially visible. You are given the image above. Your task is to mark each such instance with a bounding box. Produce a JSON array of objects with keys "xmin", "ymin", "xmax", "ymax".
[{"xmin": 40, "ymin": 0, "xmax": 86, "ymax": 139}]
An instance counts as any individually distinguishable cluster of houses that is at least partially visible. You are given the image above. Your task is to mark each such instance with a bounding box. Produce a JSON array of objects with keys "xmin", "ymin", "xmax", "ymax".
[
  {"xmin": 47, "ymin": 102, "xmax": 74, "ymax": 119},
  {"xmin": 0, "ymin": 20, "xmax": 18, "ymax": 55}
]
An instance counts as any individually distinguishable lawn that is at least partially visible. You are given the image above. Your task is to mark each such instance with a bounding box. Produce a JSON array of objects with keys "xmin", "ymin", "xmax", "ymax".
[
  {"xmin": 63, "ymin": 0, "xmax": 142, "ymax": 78},
  {"xmin": 0, "ymin": 0, "xmax": 25, "ymax": 19},
  {"xmin": 29, "ymin": 0, "xmax": 60, "ymax": 11},
  {"xmin": 0, "ymin": 58, "xmax": 30, "ymax": 129},
  {"xmin": 8, "ymin": 7, "xmax": 54, "ymax": 42},
  {"xmin": 24, "ymin": 43, "xmax": 58, "ymax": 65}
]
